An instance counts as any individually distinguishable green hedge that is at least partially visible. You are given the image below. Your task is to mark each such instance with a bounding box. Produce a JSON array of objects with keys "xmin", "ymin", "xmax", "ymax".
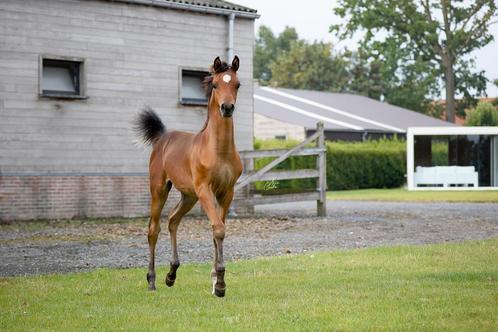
[
  {"xmin": 253, "ymin": 138, "xmax": 406, "ymax": 191},
  {"xmin": 325, "ymin": 139, "xmax": 406, "ymax": 190}
]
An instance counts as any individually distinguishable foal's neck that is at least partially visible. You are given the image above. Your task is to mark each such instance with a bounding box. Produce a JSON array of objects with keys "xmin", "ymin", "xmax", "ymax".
[{"xmin": 203, "ymin": 99, "xmax": 236, "ymax": 155}]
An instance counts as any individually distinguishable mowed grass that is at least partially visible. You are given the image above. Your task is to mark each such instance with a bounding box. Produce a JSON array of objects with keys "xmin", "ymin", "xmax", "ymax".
[
  {"xmin": 1, "ymin": 239, "xmax": 497, "ymax": 331},
  {"xmin": 327, "ymin": 187, "xmax": 498, "ymax": 202}
]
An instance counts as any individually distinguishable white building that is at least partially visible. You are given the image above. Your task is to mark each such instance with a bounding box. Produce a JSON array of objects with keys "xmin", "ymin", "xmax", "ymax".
[{"xmin": 407, "ymin": 127, "xmax": 498, "ymax": 190}]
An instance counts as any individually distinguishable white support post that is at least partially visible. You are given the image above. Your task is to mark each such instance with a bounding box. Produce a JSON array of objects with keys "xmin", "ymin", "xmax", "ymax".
[
  {"xmin": 407, "ymin": 129, "xmax": 415, "ymax": 190},
  {"xmin": 493, "ymin": 136, "xmax": 498, "ymax": 187}
]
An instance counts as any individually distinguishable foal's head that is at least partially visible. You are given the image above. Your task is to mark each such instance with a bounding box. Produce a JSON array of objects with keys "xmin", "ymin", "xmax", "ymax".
[{"xmin": 204, "ymin": 56, "xmax": 240, "ymax": 118}]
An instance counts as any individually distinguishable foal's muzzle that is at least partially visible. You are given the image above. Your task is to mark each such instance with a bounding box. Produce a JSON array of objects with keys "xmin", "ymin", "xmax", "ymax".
[{"xmin": 220, "ymin": 103, "xmax": 235, "ymax": 118}]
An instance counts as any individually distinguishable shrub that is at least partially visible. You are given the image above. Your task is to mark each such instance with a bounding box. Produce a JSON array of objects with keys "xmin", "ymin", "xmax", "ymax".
[
  {"xmin": 325, "ymin": 138, "xmax": 405, "ymax": 190},
  {"xmin": 253, "ymin": 138, "xmax": 406, "ymax": 191},
  {"xmin": 465, "ymin": 101, "xmax": 498, "ymax": 126}
]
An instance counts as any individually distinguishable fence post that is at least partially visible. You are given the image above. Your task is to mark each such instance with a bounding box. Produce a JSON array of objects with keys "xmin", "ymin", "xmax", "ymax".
[
  {"xmin": 316, "ymin": 122, "xmax": 327, "ymax": 217},
  {"xmin": 243, "ymin": 156, "xmax": 254, "ymax": 214}
]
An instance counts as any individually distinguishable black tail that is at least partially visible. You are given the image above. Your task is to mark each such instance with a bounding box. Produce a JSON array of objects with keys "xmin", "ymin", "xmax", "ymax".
[{"xmin": 133, "ymin": 106, "xmax": 166, "ymax": 145}]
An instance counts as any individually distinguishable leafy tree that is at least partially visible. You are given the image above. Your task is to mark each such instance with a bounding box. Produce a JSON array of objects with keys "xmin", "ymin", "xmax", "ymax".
[
  {"xmin": 345, "ymin": 46, "xmax": 439, "ymax": 113},
  {"xmin": 331, "ymin": 0, "xmax": 497, "ymax": 122},
  {"xmin": 269, "ymin": 41, "xmax": 350, "ymax": 91},
  {"xmin": 345, "ymin": 49, "xmax": 383, "ymax": 100},
  {"xmin": 465, "ymin": 101, "xmax": 498, "ymax": 126},
  {"xmin": 255, "ymin": 27, "xmax": 436, "ymax": 111},
  {"xmin": 493, "ymin": 79, "xmax": 498, "ymax": 106},
  {"xmin": 254, "ymin": 25, "xmax": 298, "ymax": 83}
]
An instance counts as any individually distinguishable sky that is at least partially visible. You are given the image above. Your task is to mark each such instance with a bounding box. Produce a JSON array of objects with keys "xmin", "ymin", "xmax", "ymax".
[{"xmin": 234, "ymin": 0, "xmax": 498, "ymax": 97}]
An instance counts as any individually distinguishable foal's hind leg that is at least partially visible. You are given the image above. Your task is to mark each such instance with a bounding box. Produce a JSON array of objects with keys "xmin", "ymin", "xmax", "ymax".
[
  {"xmin": 147, "ymin": 180, "xmax": 172, "ymax": 291},
  {"xmin": 165, "ymin": 193, "xmax": 198, "ymax": 287}
]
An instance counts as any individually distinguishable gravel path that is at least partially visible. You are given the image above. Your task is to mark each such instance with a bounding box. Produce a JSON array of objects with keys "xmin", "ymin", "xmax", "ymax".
[{"xmin": 1, "ymin": 200, "xmax": 497, "ymax": 277}]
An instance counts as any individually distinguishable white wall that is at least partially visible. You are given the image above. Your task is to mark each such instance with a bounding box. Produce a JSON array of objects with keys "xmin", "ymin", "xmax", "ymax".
[{"xmin": 254, "ymin": 113, "xmax": 305, "ymax": 141}]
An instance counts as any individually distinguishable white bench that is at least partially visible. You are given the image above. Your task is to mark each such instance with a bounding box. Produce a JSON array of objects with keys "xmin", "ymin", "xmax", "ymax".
[{"xmin": 414, "ymin": 166, "xmax": 479, "ymax": 187}]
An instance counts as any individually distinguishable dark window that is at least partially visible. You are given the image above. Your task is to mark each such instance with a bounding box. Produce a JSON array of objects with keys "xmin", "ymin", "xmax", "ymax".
[
  {"xmin": 275, "ymin": 135, "xmax": 286, "ymax": 140},
  {"xmin": 40, "ymin": 56, "xmax": 85, "ymax": 98},
  {"xmin": 180, "ymin": 69, "xmax": 209, "ymax": 105}
]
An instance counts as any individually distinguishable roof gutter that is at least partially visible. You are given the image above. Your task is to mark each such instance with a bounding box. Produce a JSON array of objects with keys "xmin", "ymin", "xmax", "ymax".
[{"xmin": 108, "ymin": 0, "xmax": 260, "ymax": 19}]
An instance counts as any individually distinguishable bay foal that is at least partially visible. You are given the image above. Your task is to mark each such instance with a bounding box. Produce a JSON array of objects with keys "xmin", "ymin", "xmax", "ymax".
[{"xmin": 134, "ymin": 56, "xmax": 242, "ymax": 297}]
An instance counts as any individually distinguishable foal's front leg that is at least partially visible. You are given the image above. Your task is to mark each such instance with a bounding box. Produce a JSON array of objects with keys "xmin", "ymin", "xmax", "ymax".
[
  {"xmin": 197, "ymin": 185, "xmax": 226, "ymax": 297},
  {"xmin": 211, "ymin": 190, "xmax": 234, "ymax": 295}
]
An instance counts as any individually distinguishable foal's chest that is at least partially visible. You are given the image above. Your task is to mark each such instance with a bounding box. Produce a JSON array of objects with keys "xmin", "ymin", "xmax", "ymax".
[
  {"xmin": 212, "ymin": 162, "xmax": 238, "ymax": 190},
  {"xmin": 214, "ymin": 163, "xmax": 235, "ymax": 180}
]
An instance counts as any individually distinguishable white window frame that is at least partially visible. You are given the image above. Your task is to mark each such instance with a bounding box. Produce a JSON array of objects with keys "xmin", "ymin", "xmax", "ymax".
[
  {"xmin": 407, "ymin": 126, "xmax": 498, "ymax": 190},
  {"xmin": 39, "ymin": 54, "xmax": 87, "ymax": 99}
]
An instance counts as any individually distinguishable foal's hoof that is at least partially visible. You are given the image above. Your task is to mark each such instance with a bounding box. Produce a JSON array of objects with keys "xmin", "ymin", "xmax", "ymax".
[
  {"xmin": 147, "ymin": 273, "xmax": 156, "ymax": 291},
  {"xmin": 214, "ymin": 287, "xmax": 226, "ymax": 298},
  {"xmin": 165, "ymin": 274, "xmax": 176, "ymax": 287}
]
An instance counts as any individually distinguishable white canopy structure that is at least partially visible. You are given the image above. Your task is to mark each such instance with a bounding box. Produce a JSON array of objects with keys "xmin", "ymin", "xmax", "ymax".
[{"xmin": 407, "ymin": 127, "xmax": 498, "ymax": 190}]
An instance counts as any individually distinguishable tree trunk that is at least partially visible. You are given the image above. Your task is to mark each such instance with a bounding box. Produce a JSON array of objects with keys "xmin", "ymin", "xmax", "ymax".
[
  {"xmin": 443, "ymin": 56, "xmax": 456, "ymax": 123},
  {"xmin": 441, "ymin": 0, "xmax": 456, "ymax": 123}
]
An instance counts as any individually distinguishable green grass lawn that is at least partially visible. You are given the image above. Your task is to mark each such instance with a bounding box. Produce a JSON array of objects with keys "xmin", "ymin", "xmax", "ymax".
[
  {"xmin": 327, "ymin": 187, "xmax": 498, "ymax": 202},
  {"xmin": 1, "ymin": 239, "xmax": 497, "ymax": 331}
]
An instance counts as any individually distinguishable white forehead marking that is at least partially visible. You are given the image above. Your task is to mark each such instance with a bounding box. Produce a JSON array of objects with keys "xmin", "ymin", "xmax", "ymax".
[{"xmin": 222, "ymin": 74, "xmax": 232, "ymax": 83}]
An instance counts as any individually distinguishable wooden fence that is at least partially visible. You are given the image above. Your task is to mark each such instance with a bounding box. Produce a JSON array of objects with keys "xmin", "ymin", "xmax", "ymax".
[{"xmin": 234, "ymin": 122, "xmax": 327, "ymax": 216}]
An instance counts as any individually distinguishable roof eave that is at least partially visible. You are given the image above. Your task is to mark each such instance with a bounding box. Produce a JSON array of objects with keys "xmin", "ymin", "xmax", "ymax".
[
  {"xmin": 107, "ymin": 0, "xmax": 260, "ymax": 18},
  {"xmin": 407, "ymin": 126, "xmax": 498, "ymax": 136}
]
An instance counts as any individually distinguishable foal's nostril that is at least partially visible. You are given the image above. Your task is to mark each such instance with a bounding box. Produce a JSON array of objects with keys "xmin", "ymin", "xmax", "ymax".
[
  {"xmin": 220, "ymin": 103, "xmax": 235, "ymax": 117},
  {"xmin": 221, "ymin": 103, "xmax": 235, "ymax": 116},
  {"xmin": 224, "ymin": 104, "xmax": 234, "ymax": 112}
]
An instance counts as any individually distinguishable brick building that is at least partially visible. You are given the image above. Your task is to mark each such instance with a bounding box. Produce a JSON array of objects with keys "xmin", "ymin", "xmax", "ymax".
[{"xmin": 0, "ymin": 0, "xmax": 258, "ymax": 220}]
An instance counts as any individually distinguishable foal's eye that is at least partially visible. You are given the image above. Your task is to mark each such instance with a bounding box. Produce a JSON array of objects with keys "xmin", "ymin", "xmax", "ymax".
[
  {"xmin": 236, "ymin": 83, "xmax": 241, "ymax": 89},
  {"xmin": 212, "ymin": 84, "xmax": 218, "ymax": 89}
]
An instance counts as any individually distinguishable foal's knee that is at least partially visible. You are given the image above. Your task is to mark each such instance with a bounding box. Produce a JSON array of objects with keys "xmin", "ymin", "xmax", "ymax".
[
  {"xmin": 148, "ymin": 222, "xmax": 161, "ymax": 242},
  {"xmin": 168, "ymin": 219, "xmax": 178, "ymax": 234},
  {"xmin": 212, "ymin": 223, "xmax": 225, "ymax": 239}
]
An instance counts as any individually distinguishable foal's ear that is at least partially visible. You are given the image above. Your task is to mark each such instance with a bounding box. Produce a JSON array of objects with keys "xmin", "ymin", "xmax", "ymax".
[
  {"xmin": 213, "ymin": 56, "xmax": 222, "ymax": 72},
  {"xmin": 231, "ymin": 56, "xmax": 239, "ymax": 72}
]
